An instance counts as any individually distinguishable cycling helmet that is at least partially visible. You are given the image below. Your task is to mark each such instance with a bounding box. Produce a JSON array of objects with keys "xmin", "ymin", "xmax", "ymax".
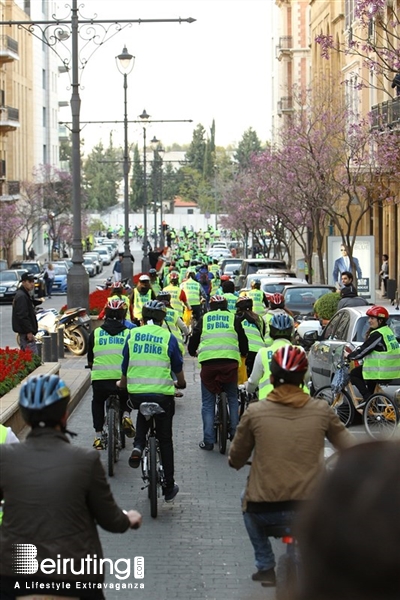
[
  {"xmin": 270, "ymin": 345, "xmax": 308, "ymax": 386},
  {"xmin": 169, "ymin": 271, "xmax": 179, "ymax": 281},
  {"xmin": 106, "ymin": 298, "xmax": 127, "ymax": 311},
  {"xmin": 220, "ymin": 274, "xmax": 230, "ymax": 282},
  {"xmin": 149, "ymin": 268, "xmax": 157, "ymax": 276},
  {"xmin": 269, "ymin": 293, "xmax": 285, "ymax": 308},
  {"xmin": 251, "ymin": 278, "xmax": 261, "ymax": 289},
  {"xmin": 156, "ymin": 291, "xmax": 171, "ymax": 304},
  {"xmin": 269, "ymin": 314, "xmax": 293, "ymax": 339},
  {"xmin": 209, "ymin": 295, "xmax": 228, "ymax": 311},
  {"xmin": 105, "ymin": 297, "xmax": 127, "ymax": 320},
  {"xmin": 236, "ymin": 295, "xmax": 253, "ymax": 311},
  {"xmin": 366, "ymin": 305, "xmax": 389, "ymax": 320},
  {"xmin": 142, "ymin": 300, "xmax": 167, "ymax": 323},
  {"xmin": 111, "ymin": 281, "xmax": 123, "ymax": 289},
  {"xmin": 19, "ymin": 374, "xmax": 70, "ymax": 428}
]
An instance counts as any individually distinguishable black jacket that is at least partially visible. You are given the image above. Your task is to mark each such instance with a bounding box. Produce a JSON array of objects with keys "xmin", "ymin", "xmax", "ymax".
[
  {"xmin": 0, "ymin": 428, "xmax": 129, "ymax": 585},
  {"xmin": 11, "ymin": 286, "xmax": 40, "ymax": 334}
]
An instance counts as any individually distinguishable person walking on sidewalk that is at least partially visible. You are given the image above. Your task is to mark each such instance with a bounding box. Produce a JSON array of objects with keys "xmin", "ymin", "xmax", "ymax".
[
  {"xmin": 229, "ymin": 345, "xmax": 354, "ymax": 586},
  {"xmin": 0, "ymin": 374, "xmax": 142, "ymax": 599},
  {"xmin": 120, "ymin": 300, "xmax": 186, "ymax": 503},
  {"xmin": 379, "ymin": 254, "xmax": 389, "ymax": 298},
  {"xmin": 12, "ymin": 272, "xmax": 44, "ymax": 355},
  {"xmin": 44, "ymin": 262, "xmax": 55, "ymax": 298}
]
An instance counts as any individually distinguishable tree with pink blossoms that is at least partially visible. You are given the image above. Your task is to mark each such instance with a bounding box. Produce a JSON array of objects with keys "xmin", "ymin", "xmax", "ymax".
[{"xmin": 0, "ymin": 202, "xmax": 24, "ymax": 265}]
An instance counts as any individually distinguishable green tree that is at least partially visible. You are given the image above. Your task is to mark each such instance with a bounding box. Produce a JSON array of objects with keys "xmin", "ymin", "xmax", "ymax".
[
  {"xmin": 83, "ymin": 138, "xmax": 122, "ymax": 211},
  {"xmin": 234, "ymin": 127, "xmax": 262, "ymax": 171},
  {"xmin": 130, "ymin": 144, "xmax": 144, "ymax": 211},
  {"xmin": 185, "ymin": 124, "xmax": 207, "ymax": 174}
]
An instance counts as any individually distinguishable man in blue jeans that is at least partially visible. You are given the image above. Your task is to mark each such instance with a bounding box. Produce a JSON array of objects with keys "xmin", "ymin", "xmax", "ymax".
[
  {"xmin": 188, "ymin": 295, "xmax": 248, "ymax": 450},
  {"xmin": 229, "ymin": 345, "xmax": 354, "ymax": 585}
]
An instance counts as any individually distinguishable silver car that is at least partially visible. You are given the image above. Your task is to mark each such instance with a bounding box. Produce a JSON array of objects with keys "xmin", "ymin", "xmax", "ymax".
[{"xmin": 308, "ymin": 305, "xmax": 400, "ymax": 395}]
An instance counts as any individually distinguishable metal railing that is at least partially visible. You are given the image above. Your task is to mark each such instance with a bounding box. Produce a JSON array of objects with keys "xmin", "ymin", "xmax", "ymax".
[
  {"xmin": 277, "ymin": 96, "xmax": 293, "ymax": 114},
  {"xmin": 0, "ymin": 35, "xmax": 18, "ymax": 55},
  {"xmin": 371, "ymin": 96, "xmax": 400, "ymax": 129},
  {"xmin": 0, "ymin": 106, "xmax": 19, "ymax": 123},
  {"xmin": 0, "ymin": 180, "xmax": 20, "ymax": 197}
]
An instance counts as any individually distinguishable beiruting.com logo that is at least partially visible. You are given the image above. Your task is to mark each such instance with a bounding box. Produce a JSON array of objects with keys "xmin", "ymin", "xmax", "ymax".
[{"xmin": 12, "ymin": 545, "xmax": 144, "ymax": 590}]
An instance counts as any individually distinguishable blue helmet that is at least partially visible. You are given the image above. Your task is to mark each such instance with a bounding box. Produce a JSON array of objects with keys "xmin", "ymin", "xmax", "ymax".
[
  {"xmin": 19, "ymin": 374, "xmax": 70, "ymax": 427},
  {"xmin": 142, "ymin": 300, "xmax": 167, "ymax": 323},
  {"xmin": 269, "ymin": 314, "xmax": 293, "ymax": 338}
]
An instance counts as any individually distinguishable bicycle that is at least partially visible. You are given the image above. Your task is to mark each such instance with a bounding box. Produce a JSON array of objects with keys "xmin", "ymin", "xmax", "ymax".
[
  {"xmin": 314, "ymin": 360, "xmax": 399, "ymax": 439},
  {"xmin": 100, "ymin": 394, "xmax": 125, "ymax": 477},
  {"xmin": 138, "ymin": 401, "xmax": 166, "ymax": 519},
  {"xmin": 238, "ymin": 384, "xmax": 258, "ymax": 419},
  {"xmin": 261, "ymin": 523, "xmax": 300, "ymax": 600},
  {"xmin": 214, "ymin": 391, "xmax": 230, "ymax": 454}
]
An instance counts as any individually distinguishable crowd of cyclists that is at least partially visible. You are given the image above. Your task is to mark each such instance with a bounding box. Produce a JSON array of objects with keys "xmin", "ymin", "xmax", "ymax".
[{"xmin": 1, "ymin": 227, "xmax": 399, "ymax": 599}]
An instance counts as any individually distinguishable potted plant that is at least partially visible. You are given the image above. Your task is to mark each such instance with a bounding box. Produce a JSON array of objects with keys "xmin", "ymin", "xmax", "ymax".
[{"xmin": 314, "ymin": 292, "xmax": 340, "ymax": 325}]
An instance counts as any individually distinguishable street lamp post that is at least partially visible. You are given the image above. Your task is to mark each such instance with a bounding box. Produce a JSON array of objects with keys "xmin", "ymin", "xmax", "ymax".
[
  {"xmin": 158, "ymin": 147, "xmax": 165, "ymax": 248},
  {"xmin": 116, "ymin": 46, "xmax": 135, "ymax": 283},
  {"xmin": 139, "ymin": 109, "xmax": 150, "ymax": 272},
  {"xmin": 150, "ymin": 136, "xmax": 160, "ymax": 247}
]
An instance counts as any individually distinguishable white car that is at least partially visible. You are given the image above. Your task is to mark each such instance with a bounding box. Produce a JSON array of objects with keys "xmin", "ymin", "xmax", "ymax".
[
  {"xmin": 93, "ymin": 246, "xmax": 112, "ymax": 266},
  {"xmin": 243, "ymin": 275, "xmax": 307, "ymax": 293}
]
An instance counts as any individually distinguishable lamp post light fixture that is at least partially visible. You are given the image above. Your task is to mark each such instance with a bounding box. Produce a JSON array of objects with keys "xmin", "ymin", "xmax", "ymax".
[
  {"xmin": 139, "ymin": 109, "xmax": 151, "ymax": 272},
  {"xmin": 116, "ymin": 45, "xmax": 135, "ymax": 283}
]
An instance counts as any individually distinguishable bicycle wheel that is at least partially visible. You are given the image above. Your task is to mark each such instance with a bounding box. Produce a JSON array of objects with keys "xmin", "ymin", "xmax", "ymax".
[
  {"xmin": 218, "ymin": 392, "xmax": 228, "ymax": 455},
  {"xmin": 149, "ymin": 436, "xmax": 158, "ymax": 518},
  {"xmin": 314, "ymin": 385, "xmax": 355, "ymax": 427},
  {"xmin": 276, "ymin": 552, "xmax": 297, "ymax": 600},
  {"xmin": 363, "ymin": 393, "xmax": 399, "ymax": 440},
  {"xmin": 238, "ymin": 388, "xmax": 247, "ymax": 419},
  {"xmin": 107, "ymin": 408, "xmax": 116, "ymax": 477}
]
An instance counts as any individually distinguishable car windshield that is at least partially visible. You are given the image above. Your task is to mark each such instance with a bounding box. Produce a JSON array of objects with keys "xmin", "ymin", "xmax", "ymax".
[
  {"xmin": 224, "ymin": 263, "xmax": 241, "ymax": 274},
  {"xmin": 19, "ymin": 263, "xmax": 40, "ymax": 274},
  {"xmin": 353, "ymin": 315, "xmax": 400, "ymax": 343},
  {"xmin": 0, "ymin": 271, "xmax": 18, "ymax": 282},
  {"xmin": 54, "ymin": 265, "xmax": 67, "ymax": 275},
  {"xmin": 285, "ymin": 287, "xmax": 332, "ymax": 309},
  {"xmin": 263, "ymin": 283, "xmax": 287, "ymax": 294}
]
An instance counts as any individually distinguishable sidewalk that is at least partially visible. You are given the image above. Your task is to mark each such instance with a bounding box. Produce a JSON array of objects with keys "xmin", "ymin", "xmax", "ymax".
[{"xmin": 67, "ymin": 355, "xmax": 277, "ymax": 600}]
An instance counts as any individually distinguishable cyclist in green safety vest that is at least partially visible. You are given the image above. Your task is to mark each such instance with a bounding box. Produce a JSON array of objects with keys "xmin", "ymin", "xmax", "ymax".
[
  {"xmin": 87, "ymin": 298, "xmax": 136, "ymax": 450},
  {"xmin": 248, "ymin": 279, "xmax": 269, "ymax": 316},
  {"xmin": 347, "ymin": 305, "xmax": 400, "ymax": 401},
  {"xmin": 120, "ymin": 300, "xmax": 186, "ymax": 503},
  {"xmin": 131, "ymin": 275, "xmax": 156, "ymax": 324},
  {"xmin": 246, "ymin": 313, "xmax": 294, "ymax": 400},
  {"xmin": 0, "ymin": 424, "xmax": 19, "ymax": 524},
  {"xmin": 157, "ymin": 291, "xmax": 188, "ymax": 356},
  {"xmin": 162, "ymin": 271, "xmax": 191, "ymax": 315},
  {"xmin": 235, "ymin": 295, "xmax": 267, "ymax": 376},
  {"xmin": 221, "ymin": 279, "xmax": 239, "ymax": 311},
  {"xmin": 180, "ymin": 271, "xmax": 204, "ymax": 323},
  {"xmin": 149, "ymin": 268, "xmax": 162, "ymax": 296},
  {"xmin": 263, "ymin": 292, "xmax": 294, "ymax": 344},
  {"xmin": 98, "ymin": 281, "xmax": 132, "ymax": 322},
  {"xmin": 188, "ymin": 295, "xmax": 248, "ymax": 451}
]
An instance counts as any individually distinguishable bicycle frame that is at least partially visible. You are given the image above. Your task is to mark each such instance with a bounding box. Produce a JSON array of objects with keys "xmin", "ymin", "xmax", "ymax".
[{"xmin": 139, "ymin": 402, "xmax": 166, "ymax": 518}]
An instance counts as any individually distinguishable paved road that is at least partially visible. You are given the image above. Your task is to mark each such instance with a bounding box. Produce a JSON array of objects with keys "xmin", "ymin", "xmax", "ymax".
[{"xmin": 68, "ymin": 355, "xmax": 280, "ymax": 600}]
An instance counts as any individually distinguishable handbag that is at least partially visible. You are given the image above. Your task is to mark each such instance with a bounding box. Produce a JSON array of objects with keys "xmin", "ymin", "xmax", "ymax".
[
  {"xmin": 43, "ymin": 271, "xmax": 49, "ymax": 280},
  {"xmin": 331, "ymin": 361, "xmax": 350, "ymax": 395}
]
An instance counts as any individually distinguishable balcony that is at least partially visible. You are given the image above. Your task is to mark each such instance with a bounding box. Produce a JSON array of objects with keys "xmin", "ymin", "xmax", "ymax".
[
  {"xmin": 0, "ymin": 35, "xmax": 19, "ymax": 63},
  {"xmin": 371, "ymin": 97, "xmax": 400, "ymax": 130},
  {"xmin": 276, "ymin": 36, "xmax": 293, "ymax": 60},
  {"xmin": 0, "ymin": 106, "xmax": 20, "ymax": 132},
  {"xmin": 0, "ymin": 180, "xmax": 20, "ymax": 201},
  {"xmin": 277, "ymin": 96, "xmax": 294, "ymax": 116}
]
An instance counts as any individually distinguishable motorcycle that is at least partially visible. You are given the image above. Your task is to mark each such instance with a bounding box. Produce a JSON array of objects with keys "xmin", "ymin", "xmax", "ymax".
[
  {"xmin": 35, "ymin": 306, "xmax": 91, "ymax": 356},
  {"xmin": 96, "ymin": 277, "xmax": 132, "ymax": 293}
]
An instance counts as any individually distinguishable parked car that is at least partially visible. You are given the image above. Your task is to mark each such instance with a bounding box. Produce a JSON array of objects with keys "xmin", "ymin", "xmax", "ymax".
[
  {"xmin": 10, "ymin": 260, "xmax": 46, "ymax": 297},
  {"xmin": 256, "ymin": 268, "xmax": 298, "ymax": 278},
  {"xmin": 0, "ymin": 270, "xmax": 23, "ymax": 302},
  {"xmin": 244, "ymin": 274, "xmax": 305, "ymax": 290},
  {"xmin": 51, "ymin": 264, "xmax": 69, "ymax": 294},
  {"xmin": 83, "ymin": 257, "xmax": 96, "ymax": 277},
  {"xmin": 53, "ymin": 260, "xmax": 73, "ymax": 271},
  {"xmin": 234, "ymin": 258, "xmax": 288, "ymax": 290},
  {"xmin": 220, "ymin": 258, "xmax": 242, "ymax": 274},
  {"xmin": 282, "ymin": 284, "xmax": 336, "ymax": 318},
  {"xmin": 84, "ymin": 252, "xmax": 103, "ymax": 274},
  {"xmin": 307, "ymin": 306, "xmax": 400, "ymax": 397},
  {"xmin": 207, "ymin": 247, "xmax": 232, "ymax": 259},
  {"xmin": 0, "ymin": 259, "xmax": 7, "ymax": 272},
  {"xmin": 93, "ymin": 246, "xmax": 112, "ymax": 266},
  {"xmin": 222, "ymin": 262, "xmax": 242, "ymax": 281}
]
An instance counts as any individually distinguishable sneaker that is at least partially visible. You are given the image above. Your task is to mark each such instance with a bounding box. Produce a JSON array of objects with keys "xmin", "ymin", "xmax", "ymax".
[
  {"xmin": 164, "ymin": 483, "xmax": 179, "ymax": 502},
  {"xmin": 122, "ymin": 416, "xmax": 136, "ymax": 438},
  {"xmin": 252, "ymin": 568, "xmax": 276, "ymax": 585},
  {"xmin": 93, "ymin": 438, "xmax": 104, "ymax": 450},
  {"xmin": 199, "ymin": 441, "xmax": 214, "ymax": 451},
  {"xmin": 128, "ymin": 447, "xmax": 142, "ymax": 468}
]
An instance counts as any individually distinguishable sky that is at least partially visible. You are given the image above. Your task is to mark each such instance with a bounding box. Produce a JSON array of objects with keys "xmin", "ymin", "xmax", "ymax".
[{"xmin": 57, "ymin": 0, "xmax": 273, "ymax": 155}]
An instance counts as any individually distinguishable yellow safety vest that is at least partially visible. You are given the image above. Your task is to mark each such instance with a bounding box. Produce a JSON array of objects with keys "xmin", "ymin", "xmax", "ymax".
[
  {"xmin": 163, "ymin": 284, "xmax": 183, "ymax": 313},
  {"xmin": 258, "ymin": 338, "xmax": 292, "ymax": 399},
  {"xmin": 163, "ymin": 307, "xmax": 185, "ymax": 355},
  {"xmin": 91, "ymin": 327, "xmax": 131, "ymax": 380},
  {"xmin": 133, "ymin": 289, "xmax": 152, "ymax": 320},
  {"xmin": 198, "ymin": 310, "xmax": 240, "ymax": 363}
]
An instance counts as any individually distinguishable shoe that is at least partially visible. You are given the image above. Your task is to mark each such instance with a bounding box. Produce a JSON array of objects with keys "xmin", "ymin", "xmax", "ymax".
[
  {"xmin": 174, "ymin": 390, "xmax": 184, "ymax": 398},
  {"xmin": 93, "ymin": 438, "xmax": 104, "ymax": 450},
  {"xmin": 199, "ymin": 441, "xmax": 214, "ymax": 451},
  {"xmin": 128, "ymin": 447, "xmax": 142, "ymax": 468},
  {"xmin": 252, "ymin": 568, "xmax": 276, "ymax": 585},
  {"xmin": 122, "ymin": 416, "xmax": 136, "ymax": 438},
  {"xmin": 164, "ymin": 483, "xmax": 179, "ymax": 502}
]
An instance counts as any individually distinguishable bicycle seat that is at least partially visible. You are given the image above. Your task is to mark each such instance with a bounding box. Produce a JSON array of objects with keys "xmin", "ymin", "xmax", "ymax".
[{"xmin": 139, "ymin": 402, "xmax": 165, "ymax": 418}]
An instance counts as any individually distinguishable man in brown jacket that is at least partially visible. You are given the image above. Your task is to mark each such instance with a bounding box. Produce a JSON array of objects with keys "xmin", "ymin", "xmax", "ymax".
[{"xmin": 229, "ymin": 345, "xmax": 354, "ymax": 586}]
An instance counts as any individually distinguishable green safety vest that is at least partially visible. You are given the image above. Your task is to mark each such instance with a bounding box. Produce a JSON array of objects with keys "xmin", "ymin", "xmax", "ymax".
[
  {"xmin": 163, "ymin": 284, "xmax": 183, "ymax": 313},
  {"xmin": 150, "ymin": 280, "xmax": 161, "ymax": 296},
  {"xmin": 363, "ymin": 326, "xmax": 400, "ymax": 380},
  {"xmin": 242, "ymin": 319, "xmax": 266, "ymax": 354},
  {"xmin": 0, "ymin": 424, "xmax": 8, "ymax": 444},
  {"xmin": 126, "ymin": 325, "xmax": 175, "ymax": 395},
  {"xmin": 223, "ymin": 292, "xmax": 238, "ymax": 312},
  {"xmin": 181, "ymin": 279, "xmax": 201, "ymax": 306},
  {"xmin": 248, "ymin": 289, "xmax": 266, "ymax": 315},
  {"xmin": 133, "ymin": 289, "xmax": 152, "ymax": 320},
  {"xmin": 258, "ymin": 338, "xmax": 292, "ymax": 399},
  {"xmin": 198, "ymin": 310, "xmax": 240, "ymax": 363},
  {"xmin": 91, "ymin": 327, "xmax": 131, "ymax": 380},
  {"xmin": 163, "ymin": 307, "xmax": 184, "ymax": 355}
]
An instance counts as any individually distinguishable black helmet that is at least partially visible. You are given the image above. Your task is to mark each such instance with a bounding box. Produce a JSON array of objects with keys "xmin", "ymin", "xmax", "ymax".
[
  {"xmin": 269, "ymin": 314, "xmax": 293, "ymax": 339},
  {"xmin": 156, "ymin": 291, "xmax": 171, "ymax": 304},
  {"xmin": 149, "ymin": 268, "xmax": 157, "ymax": 276},
  {"xmin": 19, "ymin": 374, "xmax": 70, "ymax": 428},
  {"xmin": 236, "ymin": 295, "xmax": 253, "ymax": 311},
  {"xmin": 142, "ymin": 300, "xmax": 167, "ymax": 323},
  {"xmin": 252, "ymin": 278, "xmax": 261, "ymax": 289}
]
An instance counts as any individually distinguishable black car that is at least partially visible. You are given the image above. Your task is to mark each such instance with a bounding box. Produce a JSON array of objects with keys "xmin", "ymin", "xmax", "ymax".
[
  {"xmin": 10, "ymin": 261, "xmax": 46, "ymax": 297},
  {"xmin": 283, "ymin": 284, "xmax": 337, "ymax": 317},
  {"xmin": 0, "ymin": 270, "xmax": 23, "ymax": 302}
]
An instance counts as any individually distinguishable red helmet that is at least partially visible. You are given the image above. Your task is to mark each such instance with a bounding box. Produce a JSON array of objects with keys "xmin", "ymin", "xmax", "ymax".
[
  {"xmin": 106, "ymin": 298, "xmax": 127, "ymax": 311},
  {"xmin": 220, "ymin": 274, "xmax": 230, "ymax": 281},
  {"xmin": 169, "ymin": 271, "xmax": 179, "ymax": 281},
  {"xmin": 270, "ymin": 293, "xmax": 285, "ymax": 308},
  {"xmin": 366, "ymin": 306, "xmax": 389, "ymax": 320},
  {"xmin": 272, "ymin": 345, "xmax": 308, "ymax": 373}
]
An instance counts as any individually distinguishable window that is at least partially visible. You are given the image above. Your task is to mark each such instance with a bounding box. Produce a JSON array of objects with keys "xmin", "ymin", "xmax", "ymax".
[
  {"xmin": 187, "ymin": 209, "xmax": 194, "ymax": 214},
  {"xmin": 42, "ymin": 107, "xmax": 46, "ymax": 127},
  {"xmin": 323, "ymin": 313, "xmax": 343, "ymax": 341},
  {"xmin": 43, "ymin": 145, "xmax": 47, "ymax": 163},
  {"xmin": 42, "ymin": 69, "xmax": 46, "ymax": 89},
  {"xmin": 345, "ymin": 0, "xmax": 355, "ymax": 29}
]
